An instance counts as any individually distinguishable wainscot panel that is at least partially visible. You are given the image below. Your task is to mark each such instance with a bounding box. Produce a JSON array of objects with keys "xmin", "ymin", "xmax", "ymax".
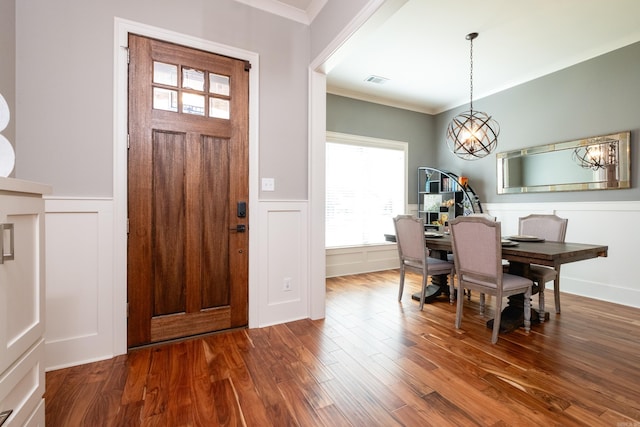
[
  {"xmin": 44, "ymin": 198, "xmax": 115, "ymax": 370},
  {"xmin": 326, "ymin": 243, "xmax": 399, "ymax": 278},
  {"xmin": 257, "ymin": 201, "xmax": 309, "ymax": 327},
  {"xmin": 486, "ymin": 200, "xmax": 639, "ymax": 309}
]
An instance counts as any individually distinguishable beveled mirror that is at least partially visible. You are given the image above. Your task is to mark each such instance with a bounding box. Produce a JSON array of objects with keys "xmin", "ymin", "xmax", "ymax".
[{"xmin": 497, "ymin": 131, "xmax": 631, "ymax": 194}]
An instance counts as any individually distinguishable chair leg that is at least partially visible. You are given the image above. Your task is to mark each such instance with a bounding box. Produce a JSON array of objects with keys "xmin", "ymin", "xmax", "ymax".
[
  {"xmin": 479, "ymin": 293, "xmax": 486, "ymax": 315},
  {"xmin": 449, "ymin": 270, "xmax": 455, "ymax": 304},
  {"xmin": 538, "ymin": 282, "xmax": 545, "ymax": 323},
  {"xmin": 398, "ymin": 265, "xmax": 405, "ymax": 302},
  {"xmin": 419, "ymin": 271, "xmax": 428, "ymax": 311},
  {"xmin": 491, "ymin": 296, "xmax": 502, "ymax": 344},
  {"xmin": 455, "ymin": 285, "xmax": 464, "ymax": 328},
  {"xmin": 524, "ymin": 288, "xmax": 532, "ymax": 332},
  {"xmin": 554, "ymin": 277, "xmax": 561, "ymax": 313}
]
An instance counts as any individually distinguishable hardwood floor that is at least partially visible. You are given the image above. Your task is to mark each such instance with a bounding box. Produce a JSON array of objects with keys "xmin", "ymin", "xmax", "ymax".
[{"xmin": 45, "ymin": 270, "xmax": 640, "ymax": 426}]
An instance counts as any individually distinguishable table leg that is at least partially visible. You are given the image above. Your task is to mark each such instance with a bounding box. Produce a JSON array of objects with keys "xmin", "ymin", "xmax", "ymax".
[{"xmin": 411, "ymin": 283, "xmax": 443, "ymax": 304}]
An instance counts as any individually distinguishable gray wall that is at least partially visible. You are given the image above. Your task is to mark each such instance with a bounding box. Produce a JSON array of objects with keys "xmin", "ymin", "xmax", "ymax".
[
  {"xmin": 13, "ymin": 0, "xmax": 312, "ymax": 199},
  {"xmin": 0, "ymin": 0, "xmax": 15, "ymax": 159},
  {"xmin": 326, "ymin": 94, "xmax": 435, "ymax": 205},
  {"xmin": 328, "ymin": 41, "xmax": 640, "ymax": 205},
  {"xmin": 436, "ymin": 41, "xmax": 640, "ymax": 203}
]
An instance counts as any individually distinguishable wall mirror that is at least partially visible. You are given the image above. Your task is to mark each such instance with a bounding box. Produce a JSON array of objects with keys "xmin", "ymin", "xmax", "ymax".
[{"xmin": 497, "ymin": 131, "xmax": 631, "ymax": 194}]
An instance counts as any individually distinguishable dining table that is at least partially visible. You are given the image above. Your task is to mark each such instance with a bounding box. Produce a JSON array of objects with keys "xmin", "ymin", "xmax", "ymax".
[
  {"xmin": 386, "ymin": 232, "xmax": 609, "ymax": 332},
  {"xmin": 433, "ymin": 233, "xmax": 607, "ymax": 331}
]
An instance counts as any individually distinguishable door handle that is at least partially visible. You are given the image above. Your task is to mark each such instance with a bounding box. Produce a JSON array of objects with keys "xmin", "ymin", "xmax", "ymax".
[
  {"xmin": 0, "ymin": 223, "xmax": 14, "ymax": 264},
  {"xmin": 229, "ymin": 224, "xmax": 246, "ymax": 233}
]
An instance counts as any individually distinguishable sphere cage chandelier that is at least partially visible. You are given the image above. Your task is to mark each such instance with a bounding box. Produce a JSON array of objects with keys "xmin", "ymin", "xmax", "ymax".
[{"xmin": 446, "ymin": 32, "xmax": 500, "ymax": 160}]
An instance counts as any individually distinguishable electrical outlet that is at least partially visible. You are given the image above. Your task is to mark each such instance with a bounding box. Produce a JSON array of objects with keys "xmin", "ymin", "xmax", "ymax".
[{"xmin": 283, "ymin": 277, "xmax": 292, "ymax": 291}]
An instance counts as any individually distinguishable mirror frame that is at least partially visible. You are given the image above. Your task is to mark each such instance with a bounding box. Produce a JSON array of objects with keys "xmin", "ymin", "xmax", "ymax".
[{"xmin": 497, "ymin": 131, "xmax": 631, "ymax": 194}]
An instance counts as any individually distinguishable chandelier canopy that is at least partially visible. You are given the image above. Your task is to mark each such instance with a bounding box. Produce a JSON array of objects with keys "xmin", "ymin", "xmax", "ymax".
[{"xmin": 446, "ymin": 33, "xmax": 500, "ymax": 160}]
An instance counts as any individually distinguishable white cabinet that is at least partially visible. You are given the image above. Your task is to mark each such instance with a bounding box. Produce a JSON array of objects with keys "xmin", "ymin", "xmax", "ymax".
[{"xmin": 0, "ymin": 178, "xmax": 50, "ymax": 427}]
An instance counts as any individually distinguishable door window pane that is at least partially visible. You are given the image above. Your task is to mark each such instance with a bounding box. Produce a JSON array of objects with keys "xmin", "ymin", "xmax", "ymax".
[
  {"xmin": 153, "ymin": 88, "xmax": 178, "ymax": 112},
  {"xmin": 153, "ymin": 62, "xmax": 178, "ymax": 86},
  {"xmin": 209, "ymin": 74, "xmax": 230, "ymax": 96},
  {"xmin": 209, "ymin": 98, "xmax": 230, "ymax": 119},
  {"xmin": 182, "ymin": 67, "xmax": 205, "ymax": 91},
  {"xmin": 182, "ymin": 93, "xmax": 205, "ymax": 115}
]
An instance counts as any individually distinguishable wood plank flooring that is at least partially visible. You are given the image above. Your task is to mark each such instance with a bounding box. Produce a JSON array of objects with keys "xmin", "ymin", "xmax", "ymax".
[{"xmin": 45, "ymin": 270, "xmax": 640, "ymax": 426}]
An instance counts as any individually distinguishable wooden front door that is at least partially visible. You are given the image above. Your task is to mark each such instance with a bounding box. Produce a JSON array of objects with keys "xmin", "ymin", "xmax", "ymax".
[{"xmin": 127, "ymin": 34, "xmax": 249, "ymax": 348}]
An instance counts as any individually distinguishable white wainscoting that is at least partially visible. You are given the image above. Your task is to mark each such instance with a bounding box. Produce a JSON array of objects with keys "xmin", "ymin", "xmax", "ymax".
[
  {"xmin": 44, "ymin": 198, "xmax": 115, "ymax": 370},
  {"xmin": 43, "ymin": 198, "xmax": 638, "ymax": 370},
  {"xmin": 328, "ymin": 201, "xmax": 639, "ymax": 309},
  {"xmin": 257, "ymin": 201, "xmax": 309, "ymax": 327},
  {"xmin": 326, "ymin": 244, "xmax": 398, "ymax": 278},
  {"xmin": 485, "ymin": 201, "xmax": 639, "ymax": 309},
  {"xmin": 44, "ymin": 198, "xmax": 312, "ymax": 369}
]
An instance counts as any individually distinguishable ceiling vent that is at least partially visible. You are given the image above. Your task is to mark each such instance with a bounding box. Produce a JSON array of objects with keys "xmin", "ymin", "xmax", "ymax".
[{"xmin": 364, "ymin": 75, "xmax": 389, "ymax": 85}]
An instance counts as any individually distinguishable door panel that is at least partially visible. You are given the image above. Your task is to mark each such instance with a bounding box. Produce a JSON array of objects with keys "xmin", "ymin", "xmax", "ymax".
[
  {"xmin": 152, "ymin": 130, "xmax": 186, "ymax": 316},
  {"xmin": 127, "ymin": 34, "xmax": 249, "ymax": 347}
]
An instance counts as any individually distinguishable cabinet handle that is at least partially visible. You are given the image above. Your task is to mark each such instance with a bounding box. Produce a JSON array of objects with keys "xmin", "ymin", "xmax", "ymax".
[{"xmin": 0, "ymin": 223, "xmax": 14, "ymax": 264}]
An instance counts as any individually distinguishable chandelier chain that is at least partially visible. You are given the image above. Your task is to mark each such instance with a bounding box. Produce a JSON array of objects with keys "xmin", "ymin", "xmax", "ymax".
[{"xmin": 469, "ymin": 35, "xmax": 473, "ymax": 112}]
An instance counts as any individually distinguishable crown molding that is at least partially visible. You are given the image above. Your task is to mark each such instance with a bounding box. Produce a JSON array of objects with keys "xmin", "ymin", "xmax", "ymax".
[{"xmin": 234, "ymin": 0, "xmax": 327, "ymax": 25}]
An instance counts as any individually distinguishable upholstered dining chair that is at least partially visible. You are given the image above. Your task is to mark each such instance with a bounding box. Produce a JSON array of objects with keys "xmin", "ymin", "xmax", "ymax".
[
  {"xmin": 468, "ymin": 212, "xmax": 496, "ymax": 221},
  {"xmin": 449, "ymin": 216, "xmax": 532, "ymax": 344},
  {"xmin": 519, "ymin": 214, "xmax": 568, "ymax": 317},
  {"xmin": 393, "ymin": 215, "xmax": 455, "ymax": 310},
  {"xmin": 447, "ymin": 212, "xmax": 496, "ymax": 301}
]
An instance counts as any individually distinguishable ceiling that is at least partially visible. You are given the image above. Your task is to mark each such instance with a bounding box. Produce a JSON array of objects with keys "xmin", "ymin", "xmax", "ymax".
[{"xmin": 242, "ymin": 0, "xmax": 640, "ymax": 114}]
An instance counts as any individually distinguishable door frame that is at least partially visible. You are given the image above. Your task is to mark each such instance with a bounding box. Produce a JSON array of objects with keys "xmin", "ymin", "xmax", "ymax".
[{"xmin": 114, "ymin": 18, "xmax": 260, "ymax": 355}]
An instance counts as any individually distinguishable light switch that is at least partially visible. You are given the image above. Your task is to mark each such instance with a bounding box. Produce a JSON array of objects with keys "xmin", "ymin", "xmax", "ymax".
[{"xmin": 261, "ymin": 178, "xmax": 275, "ymax": 191}]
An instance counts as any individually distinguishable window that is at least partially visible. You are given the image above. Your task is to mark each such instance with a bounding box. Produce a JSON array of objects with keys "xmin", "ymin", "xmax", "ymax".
[
  {"xmin": 326, "ymin": 132, "xmax": 407, "ymax": 248},
  {"xmin": 152, "ymin": 61, "xmax": 230, "ymax": 119}
]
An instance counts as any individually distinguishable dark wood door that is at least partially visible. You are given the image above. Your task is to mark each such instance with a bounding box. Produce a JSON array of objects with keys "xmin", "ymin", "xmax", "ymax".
[{"xmin": 127, "ymin": 34, "xmax": 249, "ymax": 347}]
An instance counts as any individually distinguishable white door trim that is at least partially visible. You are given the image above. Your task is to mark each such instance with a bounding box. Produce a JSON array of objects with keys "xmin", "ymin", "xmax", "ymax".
[
  {"xmin": 113, "ymin": 18, "xmax": 260, "ymax": 354},
  {"xmin": 307, "ymin": 0, "xmax": 389, "ymax": 320}
]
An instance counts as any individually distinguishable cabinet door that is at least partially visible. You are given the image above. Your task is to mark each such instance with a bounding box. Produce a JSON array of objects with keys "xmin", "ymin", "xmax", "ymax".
[
  {"xmin": 0, "ymin": 339, "xmax": 45, "ymax": 426},
  {"xmin": 0, "ymin": 195, "xmax": 45, "ymax": 374}
]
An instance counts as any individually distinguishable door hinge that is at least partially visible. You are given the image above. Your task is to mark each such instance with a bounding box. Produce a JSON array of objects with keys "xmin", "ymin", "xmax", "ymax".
[
  {"xmin": 127, "ymin": 133, "xmax": 130, "ymax": 149},
  {"xmin": 127, "ymin": 218, "xmax": 130, "ymax": 234},
  {"xmin": 127, "ymin": 303, "xmax": 129, "ymax": 318},
  {"xmin": 244, "ymin": 60, "xmax": 251, "ymax": 72},
  {"xmin": 122, "ymin": 46, "xmax": 130, "ymax": 64}
]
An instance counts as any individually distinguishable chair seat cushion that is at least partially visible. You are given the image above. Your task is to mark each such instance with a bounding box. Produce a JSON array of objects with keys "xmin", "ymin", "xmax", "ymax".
[
  {"xmin": 502, "ymin": 273, "xmax": 533, "ymax": 290},
  {"xmin": 462, "ymin": 276, "xmax": 497, "ymax": 289},
  {"xmin": 404, "ymin": 260, "xmax": 422, "ymax": 269},
  {"xmin": 404, "ymin": 258, "xmax": 453, "ymax": 274},
  {"xmin": 427, "ymin": 257, "xmax": 452, "ymax": 266},
  {"xmin": 529, "ymin": 264, "xmax": 557, "ymax": 283},
  {"xmin": 426, "ymin": 257, "xmax": 454, "ymax": 274}
]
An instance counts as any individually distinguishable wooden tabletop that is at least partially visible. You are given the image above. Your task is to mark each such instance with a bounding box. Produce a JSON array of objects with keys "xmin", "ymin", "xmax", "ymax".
[{"xmin": 424, "ymin": 234, "xmax": 608, "ymax": 267}]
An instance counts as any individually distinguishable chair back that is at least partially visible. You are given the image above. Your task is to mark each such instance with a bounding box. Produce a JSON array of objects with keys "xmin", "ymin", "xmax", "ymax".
[
  {"xmin": 519, "ymin": 214, "xmax": 568, "ymax": 242},
  {"xmin": 449, "ymin": 216, "xmax": 502, "ymax": 290},
  {"xmin": 468, "ymin": 213, "xmax": 496, "ymax": 221},
  {"xmin": 393, "ymin": 215, "xmax": 427, "ymax": 265}
]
